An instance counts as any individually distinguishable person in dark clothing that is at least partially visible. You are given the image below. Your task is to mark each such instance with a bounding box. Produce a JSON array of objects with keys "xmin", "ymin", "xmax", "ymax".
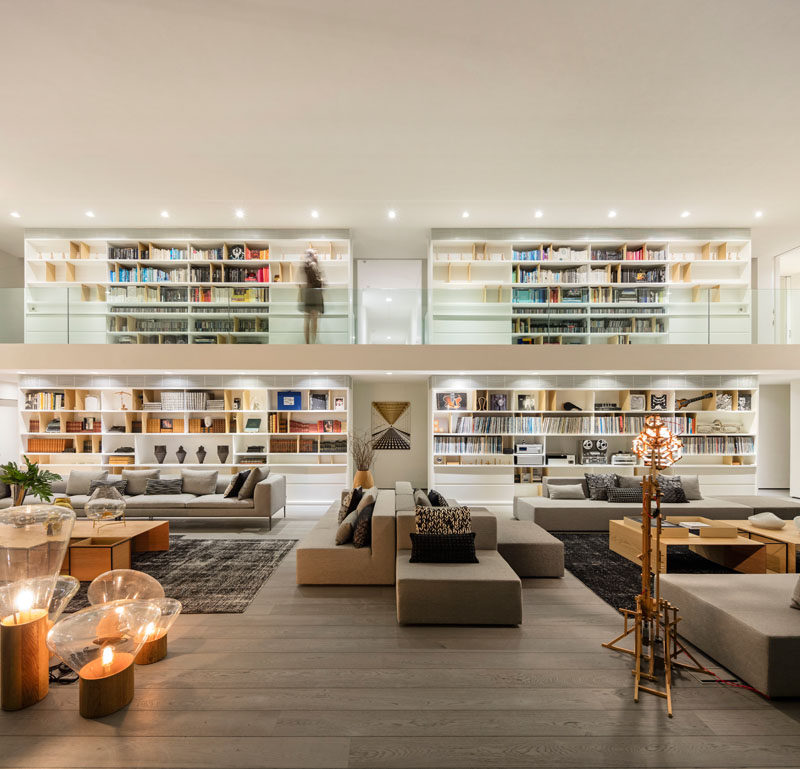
[{"xmin": 302, "ymin": 248, "xmax": 324, "ymax": 343}]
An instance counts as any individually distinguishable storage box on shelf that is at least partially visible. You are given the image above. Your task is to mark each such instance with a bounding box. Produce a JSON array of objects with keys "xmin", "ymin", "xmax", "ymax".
[
  {"xmin": 430, "ymin": 376, "xmax": 758, "ymax": 508},
  {"xmin": 429, "ymin": 232, "xmax": 751, "ymax": 345},
  {"xmin": 24, "ymin": 231, "xmax": 352, "ymax": 344}
]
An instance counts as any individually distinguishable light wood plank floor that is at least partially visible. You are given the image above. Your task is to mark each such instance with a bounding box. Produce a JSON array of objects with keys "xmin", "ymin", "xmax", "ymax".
[{"xmin": 1, "ymin": 519, "xmax": 799, "ymax": 769}]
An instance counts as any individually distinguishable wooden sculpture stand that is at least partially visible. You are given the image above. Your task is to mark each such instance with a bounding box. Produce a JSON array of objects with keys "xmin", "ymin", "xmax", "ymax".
[
  {"xmin": 602, "ymin": 468, "xmax": 704, "ymax": 717},
  {"xmin": 79, "ymin": 664, "xmax": 135, "ymax": 719},
  {"xmin": 135, "ymin": 634, "xmax": 168, "ymax": 665},
  {"xmin": 0, "ymin": 613, "xmax": 49, "ymax": 711}
]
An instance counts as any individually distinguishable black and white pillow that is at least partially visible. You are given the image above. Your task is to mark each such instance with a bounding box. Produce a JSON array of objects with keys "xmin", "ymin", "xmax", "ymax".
[
  {"xmin": 584, "ymin": 473, "xmax": 619, "ymax": 501},
  {"xmin": 144, "ymin": 478, "xmax": 183, "ymax": 495},
  {"xmin": 659, "ymin": 476, "xmax": 688, "ymax": 503},
  {"xmin": 224, "ymin": 471, "xmax": 251, "ymax": 499},
  {"xmin": 352, "ymin": 502, "xmax": 376, "ymax": 549},
  {"xmin": 607, "ymin": 486, "xmax": 643, "ymax": 504},
  {"xmin": 88, "ymin": 478, "xmax": 128, "ymax": 495},
  {"xmin": 409, "ymin": 533, "xmax": 479, "ymax": 564},
  {"xmin": 338, "ymin": 486, "xmax": 363, "ymax": 523},
  {"xmin": 415, "ymin": 505, "xmax": 471, "ymax": 535},
  {"xmin": 427, "ymin": 489, "xmax": 448, "ymax": 507}
]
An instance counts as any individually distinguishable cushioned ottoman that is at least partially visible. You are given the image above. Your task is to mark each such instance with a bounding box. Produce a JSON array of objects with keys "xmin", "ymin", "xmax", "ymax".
[
  {"xmin": 496, "ymin": 518, "xmax": 564, "ymax": 578},
  {"xmin": 395, "ymin": 550, "xmax": 522, "ymax": 626}
]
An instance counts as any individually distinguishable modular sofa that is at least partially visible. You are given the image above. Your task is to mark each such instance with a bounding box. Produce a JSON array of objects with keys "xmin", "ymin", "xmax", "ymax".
[
  {"xmin": 296, "ymin": 488, "xmax": 397, "ymax": 585},
  {"xmin": 660, "ymin": 573, "xmax": 800, "ymax": 697}
]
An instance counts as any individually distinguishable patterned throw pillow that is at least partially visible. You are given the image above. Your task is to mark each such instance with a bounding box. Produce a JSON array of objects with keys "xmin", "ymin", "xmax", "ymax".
[
  {"xmin": 606, "ymin": 486, "xmax": 643, "ymax": 504},
  {"xmin": 88, "ymin": 478, "xmax": 128, "ymax": 495},
  {"xmin": 409, "ymin": 533, "xmax": 479, "ymax": 563},
  {"xmin": 415, "ymin": 505, "xmax": 471, "ymax": 535},
  {"xmin": 223, "ymin": 471, "xmax": 250, "ymax": 499},
  {"xmin": 659, "ymin": 476, "xmax": 688, "ymax": 503},
  {"xmin": 427, "ymin": 489, "xmax": 448, "ymax": 507},
  {"xmin": 335, "ymin": 508, "xmax": 360, "ymax": 545},
  {"xmin": 352, "ymin": 502, "xmax": 376, "ymax": 548},
  {"xmin": 144, "ymin": 478, "xmax": 183, "ymax": 495},
  {"xmin": 584, "ymin": 473, "xmax": 619, "ymax": 501},
  {"xmin": 339, "ymin": 487, "xmax": 363, "ymax": 523}
]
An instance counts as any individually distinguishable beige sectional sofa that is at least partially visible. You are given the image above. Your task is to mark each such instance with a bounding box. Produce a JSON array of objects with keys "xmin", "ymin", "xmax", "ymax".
[{"xmin": 295, "ymin": 488, "xmax": 397, "ymax": 585}]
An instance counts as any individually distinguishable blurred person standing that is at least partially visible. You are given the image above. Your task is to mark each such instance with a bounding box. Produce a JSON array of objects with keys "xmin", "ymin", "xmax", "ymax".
[{"xmin": 302, "ymin": 248, "xmax": 324, "ymax": 343}]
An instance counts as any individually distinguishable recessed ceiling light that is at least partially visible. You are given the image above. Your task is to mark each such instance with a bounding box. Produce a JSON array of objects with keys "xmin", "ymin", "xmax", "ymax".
[
  {"xmin": 755, "ymin": 210, "xmax": 764, "ymax": 218},
  {"xmin": 680, "ymin": 210, "xmax": 690, "ymax": 218},
  {"xmin": 462, "ymin": 211, "xmax": 470, "ymax": 219},
  {"xmin": 9, "ymin": 211, "xmax": 20, "ymax": 219},
  {"xmin": 387, "ymin": 209, "xmax": 396, "ymax": 219},
  {"xmin": 85, "ymin": 210, "xmax": 95, "ymax": 218},
  {"xmin": 310, "ymin": 209, "xmax": 319, "ymax": 219},
  {"xmin": 386, "ymin": 297, "xmax": 392, "ymax": 303},
  {"xmin": 235, "ymin": 209, "xmax": 245, "ymax": 219},
  {"xmin": 534, "ymin": 210, "xmax": 543, "ymax": 219},
  {"xmin": 386, "ymin": 372, "xmax": 393, "ymax": 375},
  {"xmin": 160, "ymin": 210, "xmax": 170, "ymax": 219},
  {"xmin": 313, "ymin": 371, "xmax": 319, "ymax": 375},
  {"xmin": 607, "ymin": 210, "xmax": 617, "ymax": 219}
]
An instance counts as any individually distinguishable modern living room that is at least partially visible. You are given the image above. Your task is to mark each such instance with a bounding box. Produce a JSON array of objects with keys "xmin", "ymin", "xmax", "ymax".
[{"xmin": 2, "ymin": 2, "xmax": 800, "ymax": 768}]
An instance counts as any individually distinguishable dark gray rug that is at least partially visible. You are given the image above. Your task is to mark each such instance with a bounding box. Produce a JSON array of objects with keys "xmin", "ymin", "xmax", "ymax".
[{"xmin": 67, "ymin": 536, "xmax": 297, "ymax": 614}]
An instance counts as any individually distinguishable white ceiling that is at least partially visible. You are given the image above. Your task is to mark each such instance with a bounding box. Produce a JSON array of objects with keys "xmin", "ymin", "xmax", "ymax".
[{"xmin": 1, "ymin": 0, "xmax": 799, "ymax": 257}]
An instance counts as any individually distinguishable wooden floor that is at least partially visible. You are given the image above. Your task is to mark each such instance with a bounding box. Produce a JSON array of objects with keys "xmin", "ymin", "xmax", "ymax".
[{"xmin": 1, "ymin": 515, "xmax": 799, "ymax": 768}]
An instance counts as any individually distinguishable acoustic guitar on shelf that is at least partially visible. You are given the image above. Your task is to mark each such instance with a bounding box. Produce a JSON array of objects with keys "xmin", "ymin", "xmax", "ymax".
[{"xmin": 675, "ymin": 392, "xmax": 714, "ymax": 410}]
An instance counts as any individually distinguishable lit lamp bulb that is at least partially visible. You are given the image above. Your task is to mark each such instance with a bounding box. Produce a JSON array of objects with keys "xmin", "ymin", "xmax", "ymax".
[
  {"xmin": 101, "ymin": 645, "xmax": 114, "ymax": 675},
  {"xmin": 13, "ymin": 589, "xmax": 35, "ymax": 625}
]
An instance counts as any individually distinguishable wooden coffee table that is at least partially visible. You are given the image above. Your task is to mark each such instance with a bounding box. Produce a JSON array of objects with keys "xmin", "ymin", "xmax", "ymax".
[
  {"xmin": 609, "ymin": 517, "xmax": 768, "ymax": 574},
  {"xmin": 720, "ymin": 520, "xmax": 800, "ymax": 574}
]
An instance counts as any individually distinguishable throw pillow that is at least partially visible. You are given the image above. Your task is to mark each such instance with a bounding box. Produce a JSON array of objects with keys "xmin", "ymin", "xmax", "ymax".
[
  {"xmin": 66, "ymin": 469, "xmax": 109, "ymax": 496},
  {"xmin": 791, "ymin": 575, "xmax": 800, "ymax": 610},
  {"xmin": 584, "ymin": 473, "xmax": 619, "ymax": 501},
  {"xmin": 607, "ymin": 486, "xmax": 643, "ymax": 504},
  {"xmin": 122, "ymin": 469, "xmax": 159, "ymax": 496},
  {"xmin": 427, "ymin": 489, "xmax": 448, "ymax": 507},
  {"xmin": 659, "ymin": 476, "xmax": 688, "ymax": 503},
  {"xmin": 676, "ymin": 475, "xmax": 702, "ymax": 501},
  {"xmin": 224, "ymin": 471, "xmax": 251, "ymax": 499},
  {"xmin": 238, "ymin": 465, "xmax": 269, "ymax": 500},
  {"xmin": 548, "ymin": 484, "xmax": 585, "ymax": 500},
  {"xmin": 144, "ymin": 478, "xmax": 183, "ymax": 495},
  {"xmin": 335, "ymin": 508, "xmax": 360, "ymax": 545},
  {"xmin": 338, "ymin": 486, "xmax": 364, "ymax": 524},
  {"xmin": 409, "ymin": 533, "xmax": 479, "ymax": 564},
  {"xmin": 352, "ymin": 502, "xmax": 376, "ymax": 548},
  {"xmin": 616, "ymin": 475, "xmax": 643, "ymax": 489},
  {"xmin": 181, "ymin": 469, "xmax": 218, "ymax": 496},
  {"xmin": 413, "ymin": 488, "xmax": 432, "ymax": 507},
  {"xmin": 338, "ymin": 490, "xmax": 354, "ymax": 524},
  {"xmin": 415, "ymin": 505, "xmax": 471, "ymax": 534},
  {"xmin": 88, "ymin": 478, "xmax": 128, "ymax": 495}
]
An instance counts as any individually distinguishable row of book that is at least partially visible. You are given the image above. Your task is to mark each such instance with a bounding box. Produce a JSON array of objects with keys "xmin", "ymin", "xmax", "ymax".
[
  {"xmin": 681, "ymin": 436, "xmax": 755, "ymax": 454},
  {"xmin": 513, "ymin": 319, "xmax": 586, "ymax": 334},
  {"xmin": 116, "ymin": 319, "xmax": 189, "ymax": 332},
  {"xmin": 619, "ymin": 266, "xmax": 665, "ymax": 283},
  {"xmin": 24, "ymin": 391, "xmax": 66, "ymax": 410},
  {"xmin": 433, "ymin": 437, "xmax": 504, "ymax": 454},
  {"xmin": 590, "ymin": 319, "xmax": 665, "ymax": 333},
  {"xmin": 189, "ymin": 287, "xmax": 269, "ymax": 303},
  {"xmin": 27, "ymin": 438, "xmax": 69, "ymax": 452},
  {"xmin": 227, "ymin": 267, "xmax": 270, "ymax": 283},
  {"xmin": 513, "ymin": 287, "xmax": 588, "ymax": 304},
  {"xmin": 151, "ymin": 247, "xmax": 188, "ymax": 260},
  {"xmin": 592, "ymin": 287, "xmax": 664, "ymax": 304}
]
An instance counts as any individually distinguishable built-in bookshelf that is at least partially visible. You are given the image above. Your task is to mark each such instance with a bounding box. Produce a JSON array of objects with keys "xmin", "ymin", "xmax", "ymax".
[
  {"xmin": 429, "ymin": 230, "xmax": 751, "ymax": 345},
  {"xmin": 24, "ymin": 230, "xmax": 352, "ymax": 344},
  {"xmin": 19, "ymin": 375, "xmax": 351, "ymax": 512},
  {"xmin": 430, "ymin": 375, "xmax": 758, "ymax": 508}
]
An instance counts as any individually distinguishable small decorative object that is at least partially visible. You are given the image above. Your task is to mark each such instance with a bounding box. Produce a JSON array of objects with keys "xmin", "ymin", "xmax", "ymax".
[
  {"xmin": 310, "ymin": 392, "xmax": 329, "ymax": 410},
  {"xmin": 489, "ymin": 393, "xmax": 508, "ymax": 411},
  {"xmin": 228, "ymin": 244, "xmax": 245, "ymax": 260},
  {"xmin": 277, "ymin": 391, "xmax": 301, "ymax": 410},
  {"xmin": 175, "ymin": 446, "xmax": 187, "ymax": 465},
  {"xmin": 675, "ymin": 392, "xmax": 713, "ymax": 410},
  {"xmin": 581, "ymin": 439, "xmax": 608, "ymax": 465},
  {"xmin": 517, "ymin": 394, "xmax": 536, "ymax": 411},
  {"xmin": 334, "ymin": 397, "xmax": 345, "ymax": 411},
  {"xmin": 232, "ymin": 398, "xmax": 241, "ymax": 411},
  {"xmin": 245, "ymin": 418, "xmax": 262, "ymax": 432},
  {"xmin": 85, "ymin": 485, "xmax": 127, "ymax": 530},
  {"xmin": 217, "ymin": 445, "xmax": 230, "ymax": 464},
  {"xmin": 476, "ymin": 395, "xmax": 487, "ymax": 410},
  {"xmin": 0, "ymin": 505, "xmax": 76, "ymax": 711},
  {"xmin": 747, "ymin": 512, "xmax": 785, "ymax": 530},
  {"xmin": 134, "ymin": 598, "xmax": 182, "ymax": 665},
  {"xmin": 738, "ymin": 393, "xmax": 752, "ymax": 411},
  {"xmin": 159, "ymin": 418, "xmax": 173, "ymax": 432},
  {"xmin": 196, "ymin": 446, "xmax": 207, "ymax": 464},
  {"xmin": 52, "ymin": 496, "xmax": 74, "ymax": 511},
  {"xmin": 629, "ymin": 394, "xmax": 646, "ymax": 411},
  {"xmin": 154, "ymin": 445, "xmax": 167, "ymax": 464},
  {"xmin": 563, "ymin": 401, "xmax": 583, "ymax": 411},
  {"xmin": 436, "ymin": 392, "xmax": 467, "ymax": 410},
  {"xmin": 0, "ymin": 457, "xmax": 62, "ymax": 506},
  {"xmin": 716, "ymin": 393, "xmax": 733, "ymax": 411},
  {"xmin": 114, "ymin": 391, "xmax": 131, "ymax": 411},
  {"xmin": 649, "ymin": 394, "xmax": 668, "ymax": 411},
  {"xmin": 350, "ymin": 432, "xmax": 376, "ymax": 489},
  {"xmin": 46, "ymin": 599, "xmax": 161, "ymax": 718},
  {"xmin": 203, "ymin": 417, "xmax": 213, "ymax": 430}
]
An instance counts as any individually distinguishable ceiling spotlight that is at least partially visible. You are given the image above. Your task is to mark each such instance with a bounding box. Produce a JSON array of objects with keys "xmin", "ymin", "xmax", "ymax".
[
  {"xmin": 311, "ymin": 209, "xmax": 319, "ymax": 219},
  {"xmin": 386, "ymin": 297, "xmax": 392, "ymax": 302},
  {"xmin": 755, "ymin": 210, "xmax": 764, "ymax": 218},
  {"xmin": 386, "ymin": 372, "xmax": 393, "ymax": 375},
  {"xmin": 534, "ymin": 210, "xmax": 543, "ymax": 219},
  {"xmin": 85, "ymin": 211, "xmax": 95, "ymax": 218},
  {"xmin": 607, "ymin": 210, "xmax": 617, "ymax": 219},
  {"xmin": 387, "ymin": 209, "xmax": 396, "ymax": 220},
  {"xmin": 313, "ymin": 371, "xmax": 319, "ymax": 375},
  {"xmin": 10, "ymin": 211, "xmax": 20, "ymax": 218},
  {"xmin": 235, "ymin": 209, "xmax": 245, "ymax": 219},
  {"xmin": 160, "ymin": 210, "xmax": 170, "ymax": 219},
  {"xmin": 462, "ymin": 211, "xmax": 470, "ymax": 219},
  {"xmin": 680, "ymin": 210, "xmax": 690, "ymax": 218}
]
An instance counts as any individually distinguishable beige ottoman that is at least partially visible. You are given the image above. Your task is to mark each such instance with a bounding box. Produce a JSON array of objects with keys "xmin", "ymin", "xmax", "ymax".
[{"xmin": 496, "ymin": 518, "xmax": 565, "ymax": 578}]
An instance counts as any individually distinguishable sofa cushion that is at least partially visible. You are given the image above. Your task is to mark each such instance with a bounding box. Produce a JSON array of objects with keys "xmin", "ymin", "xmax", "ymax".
[
  {"xmin": 224, "ymin": 470, "xmax": 250, "ymax": 498},
  {"xmin": 427, "ymin": 489, "xmax": 447, "ymax": 507},
  {"xmin": 336, "ymin": 508, "xmax": 360, "ymax": 545},
  {"xmin": 395, "ymin": 481, "xmax": 414, "ymax": 496},
  {"xmin": 68, "ymin": 494, "xmax": 91, "ymax": 509},
  {"xmin": 544, "ymin": 476, "xmax": 590, "ymax": 498},
  {"xmin": 584, "ymin": 473, "xmax": 618, "ymax": 501},
  {"xmin": 66, "ymin": 469, "xmax": 108, "ymax": 496},
  {"xmin": 415, "ymin": 505, "xmax": 471, "ymax": 534},
  {"xmin": 125, "ymin": 493, "xmax": 197, "ymax": 509},
  {"xmin": 238, "ymin": 465, "xmax": 269, "ymax": 500},
  {"xmin": 88, "ymin": 478, "xmax": 128, "ymax": 495},
  {"xmin": 496, "ymin": 519, "xmax": 564, "ymax": 578},
  {"xmin": 181, "ymin": 469, "xmax": 218, "ymax": 496},
  {"xmin": 607, "ymin": 486, "xmax": 643, "ymax": 504},
  {"xmin": 186, "ymin": 494, "xmax": 256, "ymax": 510},
  {"xmin": 122, "ymin": 469, "xmax": 160, "ymax": 496},
  {"xmin": 676, "ymin": 474, "xmax": 702, "ymax": 500},
  {"xmin": 413, "ymin": 488, "xmax": 432, "ymax": 507},
  {"xmin": 660, "ymin": 476, "xmax": 687, "ymax": 503},
  {"xmin": 616, "ymin": 475, "xmax": 642, "ymax": 489},
  {"xmin": 145, "ymin": 477, "xmax": 183, "ymax": 495},
  {"xmin": 339, "ymin": 487, "xmax": 364, "ymax": 523},
  {"xmin": 352, "ymin": 501, "xmax": 376, "ymax": 549},
  {"xmin": 410, "ymin": 532, "xmax": 478, "ymax": 563},
  {"xmin": 549, "ymin": 484, "xmax": 585, "ymax": 500}
]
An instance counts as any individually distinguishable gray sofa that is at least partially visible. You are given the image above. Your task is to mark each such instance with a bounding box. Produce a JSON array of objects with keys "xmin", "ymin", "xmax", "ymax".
[
  {"xmin": 660, "ymin": 573, "xmax": 800, "ymax": 697},
  {"xmin": 0, "ymin": 468, "xmax": 286, "ymax": 528},
  {"xmin": 514, "ymin": 477, "xmax": 754, "ymax": 531}
]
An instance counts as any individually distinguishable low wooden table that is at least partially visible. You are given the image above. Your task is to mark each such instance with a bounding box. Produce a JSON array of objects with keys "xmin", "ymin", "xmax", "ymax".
[
  {"xmin": 63, "ymin": 520, "xmax": 170, "ymax": 581},
  {"xmin": 609, "ymin": 517, "xmax": 768, "ymax": 574},
  {"xmin": 719, "ymin": 520, "xmax": 800, "ymax": 574}
]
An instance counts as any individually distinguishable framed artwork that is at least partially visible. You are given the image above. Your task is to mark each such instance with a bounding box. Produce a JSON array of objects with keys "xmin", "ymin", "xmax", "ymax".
[
  {"xmin": 436, "ymin": 392, "xmax": 467, "ymax": 410},
  {"xmin": 629, "ymin": 394, "xmax": 646, "ymax": 411},
  {"xmin": 517, "ymin": 394, "xmax": 537, "ymax": 411},
  {"xmin": 310, "ymin": 392, "xmax": 329, "ymax": 410},
  {"xmin": 277, "ymin": 391, "xmax": 301, "ymax": 410},
  {"xmin": 159, "ymin": 419, "xmax": 173, "ymax": 432},
  {"xmin": 245, "ymin": 418, "xmax": 262, "ymax": 432},
  {"xmin": 334, "ymin": 397, "xmax": 345, "ymax": 411},
  {"xmin": 489, "ymin": 393, "xmax": 508, "ymax": 411},
  {"xmin": 371, "ymin": 401, "xmax": 411, "ymax": 450}
]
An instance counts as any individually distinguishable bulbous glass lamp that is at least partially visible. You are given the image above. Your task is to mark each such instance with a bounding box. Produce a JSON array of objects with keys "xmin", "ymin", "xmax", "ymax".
[
  {"xmin": 48, "ymin": 576, "xmax": 80, "ymax": 625},
  {"xmin": 46, "ymin": 598, "xmax": 161, "ymax": 718},
  {"xmin": 87, "ymin": 569, "xmax": 164, "ymax": 605},
  {"xmin": 0, "ymin": 504, "xmax": 76, "ymax": 711},
  {"xmin": 84, "ymin": 485, "xmax": 126, "ymax": 529},
  {"xmin": 135, "ymin": 597, "xmax": 182, "ymax": 664}
]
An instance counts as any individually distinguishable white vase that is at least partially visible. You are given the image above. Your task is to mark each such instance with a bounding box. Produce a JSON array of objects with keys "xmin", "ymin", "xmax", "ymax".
[{"xmin": 794, "ymin": 515, "xmax": 800, "ymax": 530}]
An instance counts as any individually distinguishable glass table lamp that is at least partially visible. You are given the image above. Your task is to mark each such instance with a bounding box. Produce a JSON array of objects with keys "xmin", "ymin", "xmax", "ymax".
[
  {"xmin": 87, "ymin": 569, "xmax": 164, "ymax": 605},
  {"xmin": 0, "ymin": 504, "xmax": 76, "ymax": 711},
  {"xmin": 84, "ymin": 485, "xmax": 126, "ymax": 529},
  {"xmin": 48, "ymin": 576, "xmax": 80, "ymax": 625},
  {"xmin": 46, "ymin": 598, "xmax": 161, "ymax": 718},
  {"xmin": 135, "ymin": 597, "xmax": 182, "ymax": 664}
]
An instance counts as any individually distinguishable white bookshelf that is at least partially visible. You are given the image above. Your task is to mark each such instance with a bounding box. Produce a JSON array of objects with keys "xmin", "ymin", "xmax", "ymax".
[
  {"xmin": 429, "ymin": 375, "xmax": 758, "ymax": 509},
  {"xmin": 23, "ymin": 230, "xmax": 352, "ymax": 345},
  {"xmin": 429, "ymin": 232, "xmax": 751, "ymax": 345},
  {"xmin": 19, "ymin": 375, "xmax": 351, "ymax": 513}
]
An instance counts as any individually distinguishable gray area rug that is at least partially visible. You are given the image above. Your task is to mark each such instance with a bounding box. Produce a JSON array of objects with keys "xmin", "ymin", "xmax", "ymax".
[{"xmin": 67, "ymin": 536, "xmax": 297, "ymax": 614}]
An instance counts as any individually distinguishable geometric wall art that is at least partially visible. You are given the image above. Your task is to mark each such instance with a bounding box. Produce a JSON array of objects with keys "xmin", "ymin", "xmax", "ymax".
[{"xmin": 371, "ymin": 401, "xmax": 411, "ymax": 450}]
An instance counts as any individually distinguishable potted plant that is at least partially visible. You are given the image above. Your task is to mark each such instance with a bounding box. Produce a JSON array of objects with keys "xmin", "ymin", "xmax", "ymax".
[
  {"xmin": 0, "ymin": 456, "xmax": 62, "ymax": 506},
  {"xmin": 350, "ymin": 432, "xmax": 376, "ymax": 489}
]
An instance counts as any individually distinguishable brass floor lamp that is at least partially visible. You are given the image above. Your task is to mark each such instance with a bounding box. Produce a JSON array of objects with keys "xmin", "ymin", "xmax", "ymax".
[{"xmin": 602, "ymin": 414, "xmax": 705, "ymax": 717}]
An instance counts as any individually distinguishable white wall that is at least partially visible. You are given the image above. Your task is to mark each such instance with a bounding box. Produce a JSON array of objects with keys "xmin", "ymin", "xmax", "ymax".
[
  {"xmin": 791, "ymin": 381, "xmax": 800, "ymax": 499},
  {"xmin": 757, "ymin": 384, "xmax": 790, "ymax": 489},
  {"xmin": 751, "ymin": 225, "xmax": 800, "ymax": 342},
  {"xmin": 352, "ymin": 377, "xmax": 428, "ymax": 488},
  {"xmin": 0, "ymin": 381, "xmax": 19, "ymax": 463}
]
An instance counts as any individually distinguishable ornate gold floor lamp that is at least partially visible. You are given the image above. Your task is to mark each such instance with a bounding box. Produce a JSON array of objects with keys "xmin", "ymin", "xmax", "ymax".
[{"xmin": 602, "ymin": 414, "xmax": 704, "ymax": 717}]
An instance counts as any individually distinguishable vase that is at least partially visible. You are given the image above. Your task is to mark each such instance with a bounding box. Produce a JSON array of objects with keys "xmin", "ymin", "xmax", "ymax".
[
  {"xmin": 176, "ymin": 446, "xmax": 187, "ymax": 465},
  {"xmin": 352, "ymin": 470, "xmax": 374, "ymax": 489},
  {"xmin": 154, "ymin": 445, "xmax": 167, "ymax": 465},
  {"xmin": 196, "ymin": 446, "xmax": 207, "ymax": 464},
  {"xmin": 217, "ymin": 445, "xmax": 229, "ymax": 464}
]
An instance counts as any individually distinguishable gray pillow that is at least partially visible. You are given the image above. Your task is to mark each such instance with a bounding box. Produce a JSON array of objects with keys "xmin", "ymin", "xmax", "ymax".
[
  {"xmin": 616, "ymin": 475, "xmax": 643, "ymax": 489},
  {"xmin": 181, "ymin": 469, "xmax": 218, "ymax": 496},
  {"xmin": 675, "ymin": 475, "xmax": 702, "ymax": 500},
  {"xmin": 792, "ymin": 575, "xmax": 800, "ymax": 610},
  {"xmin": 0, "ymin": 481, "xmax": 9, "ymax": 499},
  {"xmin": 335, "ymin": 508, "xmax": 360, "ymax": 545},
  {"xmin": 414, "ymin": 488, "xmax": 432, "ymax": 507},
  {"xmin": 66, "ymin": 469, "xmax": 108, "ymax": 496},
  {"xmin": 122, "ymin": 469, "xmax": 159, "ymax": 496},
  {"xmin": 145, "ymin": 477, "xmax": 183, "ymax": 495},
  {"xmin": 549, "ymin": 484, "xmax": 586, "ymax": 500},
  {"xmin": 238, "ymin": 466, "xmax": 269, "ymax": 500}
]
